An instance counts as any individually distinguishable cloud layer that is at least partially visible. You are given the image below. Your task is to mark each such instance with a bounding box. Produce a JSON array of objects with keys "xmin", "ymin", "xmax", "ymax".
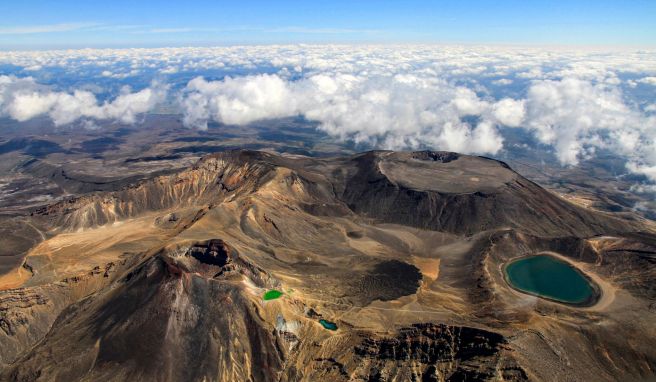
[
  {"xmin": 181, "ymin": 73, "xmax": 526, "ymax": 154},
  {"xmin": 524, "ymin": 78, "xmax": 655, "ymax": 167},
  {"xmin": 0, "ymin": 45, "xmax": 654, "ymax": 183},
  {"xmin": 0, "ymin": 75, "xmax": 167, "ymax": 125}
]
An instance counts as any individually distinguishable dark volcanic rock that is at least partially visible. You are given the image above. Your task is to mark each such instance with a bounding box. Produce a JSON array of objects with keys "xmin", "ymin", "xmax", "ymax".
[
  {"xmin": 188, "ymin": 239, "xmax": 235, "ymax": 266},
  {"xmin": 355, "ymin": 323, "xmax": 505, "ymax": 363},
  {"xmin": 0, "ymin": 137, "xmax": 66, "ymax": 157},
  {"xmin": 411, "ymin": 150, "xmax": 460, "ymax": 163},
  {"xmin": 336, "ymin": 151, "xmax": 636, "ymax": 237},
  {"xmin": 347, "ymin": 260, "xmax": 422, "ymax": 304},
  {"xmin": 179, "ymin": 239, "xmax": 270, "ymax": 286},
  {"xmin": 354, "ymin": 323, "xmax": 526, "ymax": 382}
]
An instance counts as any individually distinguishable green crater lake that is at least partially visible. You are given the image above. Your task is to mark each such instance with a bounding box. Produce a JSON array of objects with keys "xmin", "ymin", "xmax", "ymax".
[
  {"xmin": 505, "ymin": 255, "xmax": 597, "ymax": 306},
  {"xmin": 263, "ymin": 289, "xmax": 283, "ymax": 300},
  {"xmin": 319, "ymin": 319, "xmax": 338, "ymax": 331}
]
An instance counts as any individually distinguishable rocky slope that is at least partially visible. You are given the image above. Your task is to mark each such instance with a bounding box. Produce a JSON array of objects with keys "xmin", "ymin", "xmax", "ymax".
[
  {"xmin": 335, "ymin": 151, "xmax": 638, "ymax": 237},
  {"xmin": 32, "ymin": 150, "xmax": 640, "ymax": 236},
  {"xmin": 0, "ymin": 149, "xmax": 654, "ymax": 382}
]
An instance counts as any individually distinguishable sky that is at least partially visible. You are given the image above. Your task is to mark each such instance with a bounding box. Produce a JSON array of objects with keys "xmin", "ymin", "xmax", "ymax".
[{"xmin": 0, "ymin": 0, "xmax": 655, "ymax": 49}]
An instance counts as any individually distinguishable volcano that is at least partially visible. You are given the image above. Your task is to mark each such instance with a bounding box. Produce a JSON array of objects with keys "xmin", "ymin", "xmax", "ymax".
[{"xmin": 0, "ymin": 150, "xmax": 654, "ymax": 381}]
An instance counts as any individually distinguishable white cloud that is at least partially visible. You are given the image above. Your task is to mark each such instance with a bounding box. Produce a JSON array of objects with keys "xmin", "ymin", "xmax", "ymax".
[
  {"xmin": 628, "ymin": 162, "xmax": 656, "ymax": 181},
  {"xmin": 492, "ymin": 78, "xmax": 513, "ymax": 85},
  {"xmin": 182, "ymin": 75, "xmax": 297, "ymax": 129},
  {"xmin": 1, "ymin": 45, "xmax": 653, "ymax": 84},
  {"xmin": 0, "ymin": 45, "xmax": 655, "ymax": 183},
  {"xmin": 0, "ymin": 75, "xmax": 167, "ymax": 126},
  {"xmin": 177, "ymin": 58, "xmax": 655, "ymax": 180},
  {"xmin": 519, "ymin": 77, "xmax": 656, "ymax": 181},
  {"xmin": 180, "ymin": 73, "xmax": 511, "ymax": 155},
  {"xmin": 523, "ymin": 78, "xmax": 649, "ymax": 165},
  {"xmin": 637, "ymin": 76, "xmax": 656, "ymax": 85},
  {"xmin": 492, "ymin": 98, "xmax": 525, "ymax": 127}
]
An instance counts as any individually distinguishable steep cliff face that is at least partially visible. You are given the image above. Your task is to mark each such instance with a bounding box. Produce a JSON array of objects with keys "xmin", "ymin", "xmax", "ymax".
[
  {"xmin": 273, "ymin": 322, "xmax": 526, "ymax": 382},
  {"xmin": 352, "ymin": 323, "xmax": 526, "ymax": 382},
  {"xmin": 32, "ymin": 152, "xmax": 275, "ymax": 231}
]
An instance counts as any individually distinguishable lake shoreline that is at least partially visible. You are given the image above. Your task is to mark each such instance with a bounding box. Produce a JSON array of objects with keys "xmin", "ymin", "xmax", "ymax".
[{"xmin": 502, "ymin": 252, "xmax": 603, "ymax": 308}]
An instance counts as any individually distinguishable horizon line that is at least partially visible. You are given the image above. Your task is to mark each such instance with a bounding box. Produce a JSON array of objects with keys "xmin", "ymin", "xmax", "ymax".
[{"xmin": 2, "ymin": 41, "xmax": 655, "ymax": 53}]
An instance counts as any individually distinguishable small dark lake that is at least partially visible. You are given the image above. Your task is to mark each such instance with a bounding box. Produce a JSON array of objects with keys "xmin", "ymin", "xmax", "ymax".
[{"xmin": 505, "ymin": 254, "xmax": 597, "ymax": 306}]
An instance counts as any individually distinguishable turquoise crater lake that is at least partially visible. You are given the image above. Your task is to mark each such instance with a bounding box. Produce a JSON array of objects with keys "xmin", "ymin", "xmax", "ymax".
[
  {"xmin": 319, "ymin": 319, "xmax": 338, "ymax": 331},
  {"xmin": 504, "ymin": 254, "xmax": 599, "ymax": 306}
]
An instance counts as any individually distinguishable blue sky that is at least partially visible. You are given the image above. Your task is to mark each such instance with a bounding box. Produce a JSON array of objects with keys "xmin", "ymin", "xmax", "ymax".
[{"xmin": 0, "ymin": 0, "xmax": 654, "ymax": 49}]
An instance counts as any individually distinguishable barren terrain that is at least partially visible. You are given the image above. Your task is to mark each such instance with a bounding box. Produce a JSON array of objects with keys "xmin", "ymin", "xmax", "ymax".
[{"xmin": 0, "ymin": 149, "xmax": 654, "ymax": 381}]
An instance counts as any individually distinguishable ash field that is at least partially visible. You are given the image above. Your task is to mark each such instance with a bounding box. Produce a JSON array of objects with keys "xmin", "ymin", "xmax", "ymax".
[{"xmin": 0, "ymin": 136, "xmax": 655, "ymax": 381}]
